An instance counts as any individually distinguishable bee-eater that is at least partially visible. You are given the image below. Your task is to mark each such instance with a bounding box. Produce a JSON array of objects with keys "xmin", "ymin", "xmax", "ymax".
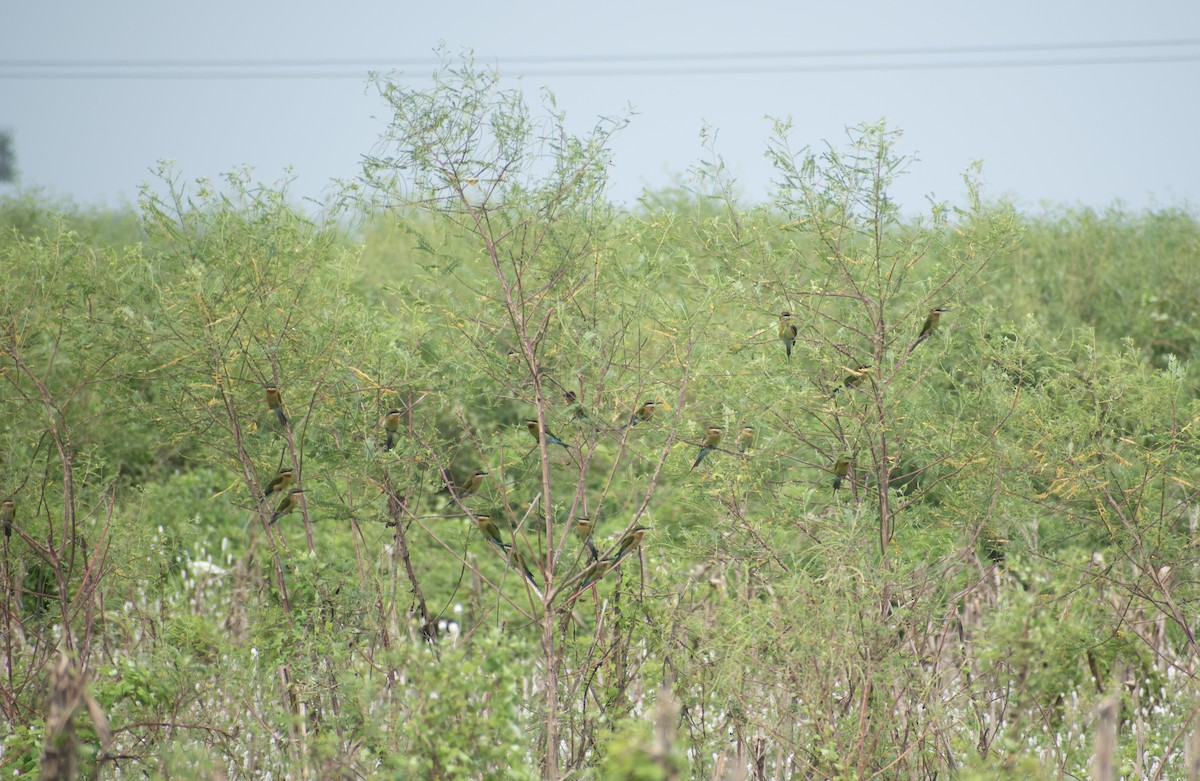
[
  {"xmin": 606, "ymin": 525, "xmax": 650, "ymax": 563},
  {"xmin": 626, "ymin": 400, "xmax": 660, "ymax": 428},
  {"xmin": 509, "ymin": 545, "xmax": 539, "ymax": 587},
  {"xmin": 441, "ymin": 469, "xmax": 488, "ymax": 498},
  {"xmin": 577, "ymin": 559, "xmax": 608, "ymax": 590},
  {"xmin": 473, "ymin": 514, "xmax": 509, "ymax": 550},
  {"xmin": 575, "ymin": 516, "xmax": 599, "ymax": 562},
  {"xmin": 737, "ymin": 425, "xmax": 755, "ymax": 454},
  {"xmin": 270, "ymin": 488, "xmax": 304, "ymax": 524},
  {"xmin": 1, "ymin": 499, "xmax": 13, "ymax": 539},
  {"xmin": 779, "ymin": 311, "xmax": 798, "ymax": 361},
  {"xmin": 832, "ymin": 364, "xmax": 872, "ymax": 396},
  {"xmin": 908, "ymin": 306, "xmax": 949, "ymax": 353},
  {"xmin": 383, "ymin": 409, "xmax": 402, "ymax": 451},
  {"xmin": 464, "ymin": 470, "xmax": 488, "ymax": 495},
  {"xmin": 832, "ymin": 458, "xmax": 852, "ymax": 491},
  {"xmin": 264, "ymin": 385, "xmax": 288, "ymax": 426},
  {"xmin": 263, "ymin": 468, "xmax": 294, "ymax": 498},
  {"xmin": 526, "ymin": 419, "xmax": 570, "ymax": 449},
  {"xmin": 564, "ymin": 390, "xmax": 590, "ymax": 422},
  {"xmin": 692, "ymin": 426, "xmax": 723, "ymax": 469}
]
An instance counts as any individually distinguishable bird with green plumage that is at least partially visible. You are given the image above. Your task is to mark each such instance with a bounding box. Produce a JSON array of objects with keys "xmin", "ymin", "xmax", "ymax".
[
  {"xmin": 692, "ymin": 426, "xmax": 723, "ymax": 469},
  {"xmin": 263, "ymin": 468, "xmax": 294, "ymax": 498},
  {"xmin": 606, "ymin": 525, "xmax": 650, "ymax": 563},
  {"xmin": 264, "ymin": 385, "xmax": 288, "ymax": 426},
  {"xmin": 382, "ymin": 409, "xmax": 402, "ymax": 450},
  {"xmin": 270, "ymin": 488, "xmax": 304, "ymax": 524},
  {"xmin": 575, "ymin": 516, "xmax": 599, "ymax": 562},
  {"xmin": 526, "ymin": 418, "xmax": 570, "ymax": 449},
  {"xmin": 737, "ymin": 425, "xmax": 755, "ymax": 454},
  {"xmin": 778, "ymin": 311, "xmax": 798, "ymax": 360},
  {"xmin": 908, "ymin": 305, "xmax": 949, "ymax": 353},
  {"xmin": 625, "ymin": 400, "xmax": 660, "ymax": 429}
]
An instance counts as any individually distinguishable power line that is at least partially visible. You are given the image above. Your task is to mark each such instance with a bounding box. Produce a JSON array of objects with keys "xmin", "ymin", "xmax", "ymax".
[
  {"xmin": 2, "ymin": 37, "xmax": 1199, "ymax": 69},
  {"xmin": 1, "ymin": 54, "xmax": 1198, "ymax": 80},
  {"xmin": 518, "ymin": 52, "xmax": 1200, "ymax": 77},
  {"xmin": 1, "ymin": 39, "xmax": 1199, "ymax": 79}
]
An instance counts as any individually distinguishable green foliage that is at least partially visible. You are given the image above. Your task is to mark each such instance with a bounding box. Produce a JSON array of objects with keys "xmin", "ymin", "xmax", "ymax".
[
  {"xmin": 596, "ymin": 718, "xmax": 687, "ymax": 780},
  {"xmin": 995, "ymin": 205, "xmax": 1200, "ymax": 376},
  {"xmin": 1, "ymin": 59, "xmax": 1199, "ymax": 779},
  {"xmin": 97, "ymin": 659, "xmax": 178, "ymax": 709},
  {"xmin": 1, "ymin": 721, "xmax": 45, "ymax": 776}
]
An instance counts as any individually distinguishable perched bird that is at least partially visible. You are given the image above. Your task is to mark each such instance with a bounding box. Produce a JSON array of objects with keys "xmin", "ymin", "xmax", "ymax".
[
  {"xmin": 606, "ymin": 525, "xmax": 650, "ymax": 563},
  {"xmin": 908, "ymin": 306, "xmax": 949, "ymax": 354},
  {"xmin": 526, "ymin": 419, "xmax": 570, "ymax": 449},
  {"xmin": 692, "ymin": 426, "xmax": 724, "ymax": 469},
  {"xmin": 779, "ymin": 311, "xmax": 799, "ymax": 361},
  {"xmin": 440, "ymin": 469, "xmax": 488, "ymax": 498},
  {"xmin": 264, "ymin": 385, "xmax": 288, "ymax": 426},
  {"xmin": 263, "ymin": 468, "xmax": 294, "ymax": 498},
  {"xmin": 626, "ymin": 400, "xmax": 660, "ymax": 429},
  {"xmin": 270, "ymin": 488, "xmax": 304, "ymax": 524},
  {"xmin": 577, "ymin": 559, "xmax": 609, "ymax": 591},
  {"xmin": 1, "ymin": 498, "xmax": 13, "ymax": 540},
  {"xmin": 464, "ymin": 470, "xmax": 489, "ymax": 494},
  {"xmin": 832, "ymin": 364, "xmax": 872, "ymax": 396},
  {"xmin": 508, "ymin": 545, "xmax": 539, "ymax": 587},
  {"xmin": 473, "ymin": 514, "xmax": 509, "ymax": 550},
  {"xmin": 383, "ymin": 409, "xmax": 402, "ymax": 451},
  {"xmin": 737, "ymin": 425, "xmax": 755, "ymax": 454},
  {"xmin": 832, "ymin": 458, "xmax": 852, "ymax": 491},
  {"xmin": 563, "ymin": 390, "xmax": 590, "ymax": 422},
  {"xmin": 575, "ymin": 516, "xmax": 600, "ymax": 562}
]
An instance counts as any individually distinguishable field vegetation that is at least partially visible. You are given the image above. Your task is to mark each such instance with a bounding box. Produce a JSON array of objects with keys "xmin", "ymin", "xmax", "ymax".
[{"xmin": 2, "ymin": 60, "xmax": 1199, "ymax": 779}]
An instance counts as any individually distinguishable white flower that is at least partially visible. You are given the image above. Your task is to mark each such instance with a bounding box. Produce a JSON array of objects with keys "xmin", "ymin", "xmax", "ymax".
[{"xmin": 190, "ymin": 560, "xmax": 227, "ymax": 577}]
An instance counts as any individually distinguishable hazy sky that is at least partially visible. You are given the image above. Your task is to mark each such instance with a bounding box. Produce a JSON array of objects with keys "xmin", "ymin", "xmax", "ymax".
[{"xmin": 3, "ymin": 1, "xmax": 1198, "ymax": 214}]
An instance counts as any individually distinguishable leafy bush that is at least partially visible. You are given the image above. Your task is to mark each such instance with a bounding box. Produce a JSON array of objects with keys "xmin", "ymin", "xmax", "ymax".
[{"xmin": 1, "ymin": 59, "xmax": 1197, "ymax": 779}]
